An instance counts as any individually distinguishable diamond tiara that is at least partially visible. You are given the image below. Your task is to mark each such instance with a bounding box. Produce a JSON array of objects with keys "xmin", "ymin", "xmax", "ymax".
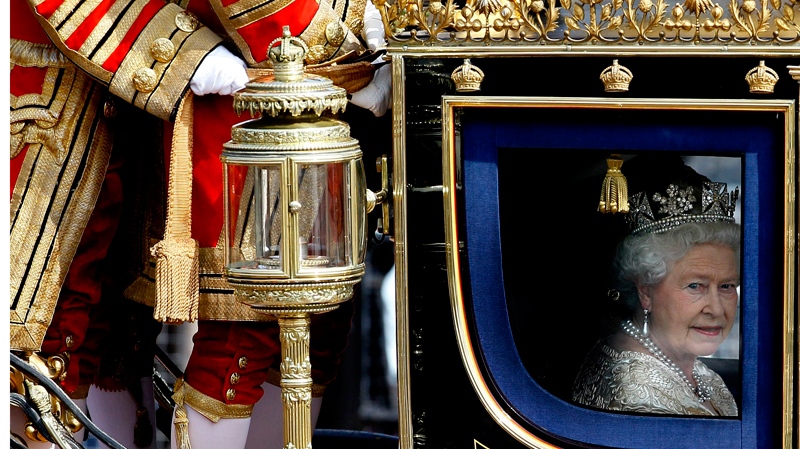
[{"xmin": 626, "ymin": 181, "xmax": 739, "ymax": 235}]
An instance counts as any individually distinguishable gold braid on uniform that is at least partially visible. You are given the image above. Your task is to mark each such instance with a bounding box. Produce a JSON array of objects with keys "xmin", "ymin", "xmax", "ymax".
[
  {"xmin": 151, "ymin": 92, "xmax": 199, "ymax": 323},
  {"xmin": 171, "ymin": 376, "xmax": 254, "ymax": 447},
  {"xmin": 172, "ymin": 378, "xmax": 192, "ymax": 449}
]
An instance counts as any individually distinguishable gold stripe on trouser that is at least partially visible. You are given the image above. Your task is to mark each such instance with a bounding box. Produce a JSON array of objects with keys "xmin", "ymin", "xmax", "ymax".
[{"xmin": 177, "ymin": 379, "xmax": 254, "ymax": 422}]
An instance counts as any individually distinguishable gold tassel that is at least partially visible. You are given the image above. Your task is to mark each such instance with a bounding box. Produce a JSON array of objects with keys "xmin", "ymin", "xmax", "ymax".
[
  {"xmin": 152, "ymin": 92, "xmax": 199, "ymax": 324},
  {"xmin": 172, "ymin": 378, "xmax": 192, "ymax": 449},
  {"xmin": 152, "ymin": 238, "xmax": 199, "ymax": 323},
  {"xmin": 598, "ymin": 155, "xmax": 629, "ymax": 214}
]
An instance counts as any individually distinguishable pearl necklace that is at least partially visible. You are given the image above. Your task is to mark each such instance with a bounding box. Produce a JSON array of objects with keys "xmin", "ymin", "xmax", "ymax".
[{"xmin": 621, "ymin": 320, "xmax": 713, "ymax": 402}]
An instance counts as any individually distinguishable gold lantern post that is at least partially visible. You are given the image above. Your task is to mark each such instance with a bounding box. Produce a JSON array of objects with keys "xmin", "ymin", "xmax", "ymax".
[{"xmin": 221, "ymin": 26, "xmax": 387, "ymax": 449}]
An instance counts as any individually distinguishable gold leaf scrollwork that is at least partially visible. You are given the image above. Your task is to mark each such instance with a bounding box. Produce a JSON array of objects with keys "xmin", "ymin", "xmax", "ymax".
[
  {"xmin": 730, "ymin": 0, "xmax": 773, "ymax": 39},
  {"xmin": 701, "ymin": 4, "xmax": 732, "ymax": 33},
  {"xmin": 776, "ymin": 1, "xmax": 800, "ymax": 32},
  {"xmin": 515, "ymin": 0, "xmax": 561, "ymax": 39},
  {"xmin": 374, "ymin": 0, "xmax": 800, "ymax": 43},
  {"xmin": 563, "ymin": 0, "xmax": 626, "ymax": 41},
  {"xmin": 414, "ymin": 0, "xmax": 459, "ymax": 39},
  {"xmin": 621, "ymin": 0, "xmax": 666, "ymax": 41},
  {"xmin": 664, "ymin": 3, "xmax": 694, "ymax": 32},
  {"xmin": 280, "ymin": 328, "xmax": 310, "ymax": 344},
  {"xmin": 282, "ymin": 387, "xmax": 312, "ymax": 403}
]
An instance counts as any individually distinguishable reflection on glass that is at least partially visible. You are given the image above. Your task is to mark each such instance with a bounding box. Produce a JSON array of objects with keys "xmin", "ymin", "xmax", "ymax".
[{"xmin": 225, "ymin": 162, "xmax": 357, "ymax": 272}]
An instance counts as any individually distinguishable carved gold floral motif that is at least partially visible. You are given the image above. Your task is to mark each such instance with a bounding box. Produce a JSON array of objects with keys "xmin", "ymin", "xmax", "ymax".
[
  {"xmin": 234, "ymin": 281, "xmax": 357, "ymax": 309},
  {"xmin": 374, "ymin": 0, "xmax": 800, "ymax": 43},
  {"xmin": 280, "ymin": 356, "xmax": 312, "ymax": 378}
]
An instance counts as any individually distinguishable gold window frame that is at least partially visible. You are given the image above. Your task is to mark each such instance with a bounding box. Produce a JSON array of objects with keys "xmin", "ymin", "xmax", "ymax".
[{"xmin": 426, "ymin": 96, "xmax": 798, "ymax": 449}]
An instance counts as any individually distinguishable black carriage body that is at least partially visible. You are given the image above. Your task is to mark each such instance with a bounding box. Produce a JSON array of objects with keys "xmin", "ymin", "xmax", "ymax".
[{"xmin": 395, "ymin": 52, "xmax": 799, "ymax": 449}]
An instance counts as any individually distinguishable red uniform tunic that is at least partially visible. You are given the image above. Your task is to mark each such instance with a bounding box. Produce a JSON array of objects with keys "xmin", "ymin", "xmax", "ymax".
[{"xmin": 13, "ymin": 0, "xmax": 368, "ymax": 415}]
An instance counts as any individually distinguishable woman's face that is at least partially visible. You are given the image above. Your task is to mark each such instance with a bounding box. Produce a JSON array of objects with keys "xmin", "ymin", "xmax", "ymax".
[{"xmin": 638, "ymin": 243, "xmax": 739, "ymax": 367}]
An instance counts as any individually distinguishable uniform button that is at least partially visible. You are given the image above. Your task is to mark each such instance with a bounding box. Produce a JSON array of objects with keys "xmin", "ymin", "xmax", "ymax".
[
  {"xmin": 103, "ymin": 99, "xmax": 117, "ymax": 118},
  {"xmin": 175, "ymin": 11, "xmax": 199, "ymax": 32},
  {"xmin": 65, "ymin": 335, "xmax": 74, "ymax": 348},
  {"xmin": 230, "ymin": 373, "xmax": 240, "ymax": 385},
  {"xmin": 132, "ymin": 68, "xmax": 157, "ymax": 93},
  {"xmin": 238, "ymin": 357, "xmax": 248, "ymax": 369},
  {"xmin": 226, "ymin": 389, "xmax": 236, "ymax": 401},
  {"xmin": 325, "ymin": 22, "xmax": 345, "ymax": 46},
  {"xmin": 150, "ymin": 38, "xmax": 175, "ymax": 63}
]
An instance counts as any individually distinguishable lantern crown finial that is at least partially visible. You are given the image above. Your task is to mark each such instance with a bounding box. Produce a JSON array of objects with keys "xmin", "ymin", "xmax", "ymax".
[
  {"xmin": 234, "ymin": 25, "xmax": 347, "ymax": 117},
  {"xmin": 268, "ymin": 26, "xmax": 309, "ymax": 82}
]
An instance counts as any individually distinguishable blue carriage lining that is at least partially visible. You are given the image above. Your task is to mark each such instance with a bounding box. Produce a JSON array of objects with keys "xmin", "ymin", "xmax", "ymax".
[{"xmin": 461, "ymin": 107, "xmax": 784, "ymax": 449}]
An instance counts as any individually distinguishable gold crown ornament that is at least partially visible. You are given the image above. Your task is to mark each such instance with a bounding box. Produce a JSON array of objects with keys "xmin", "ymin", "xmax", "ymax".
[
  {"xmin": 600, "ymin": 60, "xmax": 633, "ymax": 93},
  {"xmin": 267, "ymin": 26, "xmax": 310, "ymax": 82},
  {"xmin": 234, "ymin": 27, "xmax": 348, "ymax": 117},
  {"xmin": 745, "ymin": 60, "xmax": 779, "ymax": 94},
  {"xmin": 451, "ymin": 59, "xmax": 485, "ymax": 92}
]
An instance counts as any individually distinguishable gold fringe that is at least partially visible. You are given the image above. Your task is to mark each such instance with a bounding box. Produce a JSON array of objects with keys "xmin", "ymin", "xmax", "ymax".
[
  {"xmin": 152, "ymin": 92, "xmax": 199, "ymax": 323},
  {"xmin": 172, "ymin": 378, "xmax": 192, "ymax": 449},
  {"xmin": 598, "ymin": 155, "xmax": 629, "ymax": 214}
]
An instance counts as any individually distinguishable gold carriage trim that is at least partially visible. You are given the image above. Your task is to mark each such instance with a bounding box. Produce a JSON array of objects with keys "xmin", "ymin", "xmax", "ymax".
[{"xmin": 374, "ymin": 0, "xmax": 800, "ymax": 47}]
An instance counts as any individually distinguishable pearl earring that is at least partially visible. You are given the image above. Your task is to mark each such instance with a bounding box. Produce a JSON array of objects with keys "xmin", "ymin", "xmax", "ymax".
[{"xmin": 642, "ymin": 308, "xmax": 650, "ymax": 338}]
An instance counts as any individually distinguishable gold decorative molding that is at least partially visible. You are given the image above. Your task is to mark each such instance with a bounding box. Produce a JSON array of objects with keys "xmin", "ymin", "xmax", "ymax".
[
  {"xmin": 374, "ymin": 0, "xmax": 800, "ymax": 48},
  {"xmin": 230, "ymin": 124, "xmax": 352, "ymax": 145},
  {"xmin": 233, "ymin": 280, "xmax": 357, "ymax": 308},
  {"xmin": 788, "ymin": 64, "xmax": 800, "ymax": 80}
]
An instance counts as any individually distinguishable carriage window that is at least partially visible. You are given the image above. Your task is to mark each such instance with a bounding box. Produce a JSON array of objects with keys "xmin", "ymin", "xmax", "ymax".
[{"xmin": 498, "ymin": 152, "xmax": 742, "ymax": 416}]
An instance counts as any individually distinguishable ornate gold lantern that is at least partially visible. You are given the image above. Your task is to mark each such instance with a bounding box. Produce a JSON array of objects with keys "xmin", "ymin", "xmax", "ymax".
[{"xmin": 221, "ymin": 26, "xmax": 383, "ymax": 449}]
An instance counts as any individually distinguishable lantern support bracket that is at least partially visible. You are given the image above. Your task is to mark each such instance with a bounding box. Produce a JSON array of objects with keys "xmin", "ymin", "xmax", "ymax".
[{"xmin": 367, "ymin": 154, "xmax": 392, "ymax": 238}]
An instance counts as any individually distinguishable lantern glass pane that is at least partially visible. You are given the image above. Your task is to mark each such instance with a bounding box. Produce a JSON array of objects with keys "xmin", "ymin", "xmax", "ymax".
[
  {"xmin": 226, "ymin": 163, "xmax": 283, "ymax": 271},
  {"xmin": 300, "ymin": 162, "xmax": 351, "ymax": 270}
]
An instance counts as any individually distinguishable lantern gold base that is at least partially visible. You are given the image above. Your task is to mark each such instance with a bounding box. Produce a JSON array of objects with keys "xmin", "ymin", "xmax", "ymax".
[
  {"xmin": 232, "ymin": 278, "xmax": 361, "ymax": 449},
  {"xmin": 231, "ymin": 278, "xmax": 359, "ymax": 313}
]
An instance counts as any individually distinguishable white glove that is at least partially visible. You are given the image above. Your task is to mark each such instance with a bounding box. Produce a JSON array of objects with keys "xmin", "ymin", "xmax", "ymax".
[
  {"xmin": 350, "ymin": 64, "xmax": 392, "ymax": 117},
  {"xmin": 190, "ymin": 46, "xmax": 248, "ymax": 96},
  {"xmin": 361, "ymin": 1, "xmax": 386, "ymax": 52}
]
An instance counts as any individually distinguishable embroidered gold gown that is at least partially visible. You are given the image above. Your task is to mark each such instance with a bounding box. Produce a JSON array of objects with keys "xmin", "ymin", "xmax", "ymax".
[{"xmin": 572, "ymin": 341, "xmax": 738, "ymax": 416}]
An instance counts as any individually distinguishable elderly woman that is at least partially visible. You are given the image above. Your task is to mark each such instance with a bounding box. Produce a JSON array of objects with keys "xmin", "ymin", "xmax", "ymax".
[{"xmin": 572, "ymin": 158, "xmax": 740, "ymax": 417}]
